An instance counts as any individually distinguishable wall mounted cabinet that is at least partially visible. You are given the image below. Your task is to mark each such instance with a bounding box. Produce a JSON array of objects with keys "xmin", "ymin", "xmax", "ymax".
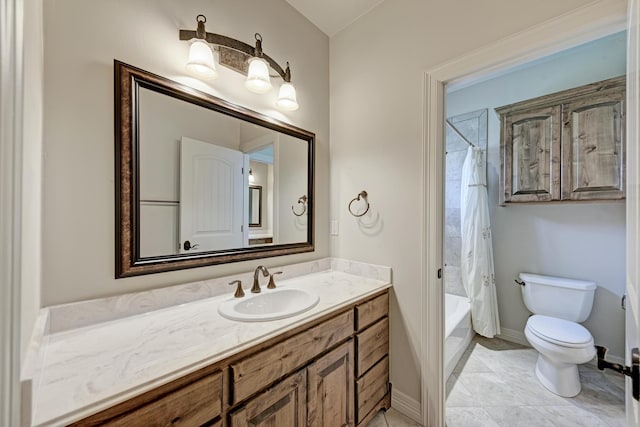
[{"xmin": 497, "ymin": 76, "xmax": 625, "ymax": 205}]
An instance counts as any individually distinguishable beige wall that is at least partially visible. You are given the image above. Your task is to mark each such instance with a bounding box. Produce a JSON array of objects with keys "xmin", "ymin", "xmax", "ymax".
[
  {"xmin": 277, "ymin": 134, "xmax": 309, "ymax": 243},
  {"xmin": 21, "ymin": 0, "xmax": 43, "ymax": 357},
  {"xmin": 330, "ymin": 0, "xmax": 595, "ymax": 404},
  {"xmin": 139, "ymin": 87, "xmax": 243, "ymax": 202},
  {"xmin": 42, "ymin": 0, "xmax": 329, "ymax": 305}
]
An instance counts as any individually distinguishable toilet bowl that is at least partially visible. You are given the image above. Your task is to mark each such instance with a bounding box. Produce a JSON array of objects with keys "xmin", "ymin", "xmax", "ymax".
[
  {"xmin": 519, "ymin": 273, "xmax": 597, "ymax": 397},
  {"xmin": 524, "ymin": 314, "xmax": 595, "ymax": 397}
]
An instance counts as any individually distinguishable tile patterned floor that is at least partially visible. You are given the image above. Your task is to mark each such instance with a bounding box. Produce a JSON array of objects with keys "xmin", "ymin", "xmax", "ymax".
[
  {"xmin": 366, "ymin": 408, "xmax": 423, "ymax": 426},
  {"xmin": 446, "ymin": 336, "xmax": 626, "ymax": 427}
]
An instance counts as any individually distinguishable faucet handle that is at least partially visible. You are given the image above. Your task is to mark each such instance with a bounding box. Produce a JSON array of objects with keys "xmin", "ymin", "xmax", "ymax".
[
  {"xmin": 267, "ymin": 271, "xmax": 283, "ymax": 289},
  {"xmin": 229, "ymin": 280, "xmax": 245, "ymax": 298}
]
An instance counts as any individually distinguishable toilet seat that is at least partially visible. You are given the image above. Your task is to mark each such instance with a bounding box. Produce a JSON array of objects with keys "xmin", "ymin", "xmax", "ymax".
[{"xmin": 526, "ymin": 315, "xmax": 593, "ymax": 348}]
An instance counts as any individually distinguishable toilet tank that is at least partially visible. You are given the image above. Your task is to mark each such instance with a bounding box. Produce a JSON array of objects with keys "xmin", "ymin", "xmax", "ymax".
[{"xmin": 519, "ymin": 273, "xmax": 596, "ymax": 322}]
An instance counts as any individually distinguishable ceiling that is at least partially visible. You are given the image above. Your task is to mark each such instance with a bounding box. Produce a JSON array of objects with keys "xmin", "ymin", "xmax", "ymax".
[{"xmin": 285, "ymin": 0, "xmax": 385, "ymax": 37}]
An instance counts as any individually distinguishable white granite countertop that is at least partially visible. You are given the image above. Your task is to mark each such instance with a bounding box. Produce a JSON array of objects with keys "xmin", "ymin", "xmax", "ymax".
[{"xmin": 23, "ymin": 258, "xmax": 391, "ymax": 426}]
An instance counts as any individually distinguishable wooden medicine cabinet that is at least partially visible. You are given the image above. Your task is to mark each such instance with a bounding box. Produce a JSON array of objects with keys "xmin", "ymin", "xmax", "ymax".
[{"xmin": 497, "ymin": 76, "xmax": 625, "ymax": 205}]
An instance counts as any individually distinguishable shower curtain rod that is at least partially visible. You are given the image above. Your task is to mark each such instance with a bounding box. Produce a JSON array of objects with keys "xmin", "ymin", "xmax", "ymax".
[{"xmin": 446, "ymin": 119, "xmax": 476, "ymax": 148}]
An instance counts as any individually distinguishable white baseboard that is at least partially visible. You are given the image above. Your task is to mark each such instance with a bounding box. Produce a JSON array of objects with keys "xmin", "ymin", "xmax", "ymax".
[
  {"xmin": 391, "ymin": 388, "xmax": 422, "ymax": 423},
  {"xmin": 497, "ymin": 327, "xmax": 530, "ymax": 347}
]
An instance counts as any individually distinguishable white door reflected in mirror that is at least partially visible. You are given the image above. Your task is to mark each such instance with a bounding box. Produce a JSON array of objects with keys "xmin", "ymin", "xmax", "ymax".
[{"xmin": 179, "ymin": 137, "xmax": 244, "ymax": 253}]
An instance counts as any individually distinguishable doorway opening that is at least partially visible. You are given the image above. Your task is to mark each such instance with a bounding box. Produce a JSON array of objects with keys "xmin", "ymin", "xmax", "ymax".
[{"xmin": 442, "ymin": 31, "xmax": 627, "ymax": 426}]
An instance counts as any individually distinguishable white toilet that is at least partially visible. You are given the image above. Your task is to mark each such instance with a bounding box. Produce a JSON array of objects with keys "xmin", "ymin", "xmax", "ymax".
[{"xmin": 519, "ymin": 272, "xmax": 597, "ymax": 397}]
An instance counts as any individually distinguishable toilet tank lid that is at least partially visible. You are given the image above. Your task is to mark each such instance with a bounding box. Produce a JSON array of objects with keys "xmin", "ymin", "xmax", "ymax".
[{"xmin": 519, "ymin": 273, "xmax": 596, "ymax": 291}]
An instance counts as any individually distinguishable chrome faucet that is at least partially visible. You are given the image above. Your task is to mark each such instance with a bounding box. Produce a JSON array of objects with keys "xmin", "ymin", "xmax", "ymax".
[{"xmin": 251, "ymin": 265, "xmax": 270, "ymax": 293}]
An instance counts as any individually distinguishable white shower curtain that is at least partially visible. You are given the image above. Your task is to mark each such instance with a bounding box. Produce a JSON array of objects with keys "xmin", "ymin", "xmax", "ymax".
[{"xmin": 460, "ymin": 146, "xmax": 500, "ymax": 338}]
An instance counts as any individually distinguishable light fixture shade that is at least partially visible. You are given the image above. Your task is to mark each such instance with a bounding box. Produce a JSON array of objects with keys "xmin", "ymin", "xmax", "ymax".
[
  {"xmin": 186, "ymin": 40, "xmax": 218, "ymax": 79},
  {"xmin": 276, "ymin": 82, "xmax": 299, "ymax": 111},
  {"xmin": 244, "ymin": 58, "xmax": 271, "ymax": 93}
]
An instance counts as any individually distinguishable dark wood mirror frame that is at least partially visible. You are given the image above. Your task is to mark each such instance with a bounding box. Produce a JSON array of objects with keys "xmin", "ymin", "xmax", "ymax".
[
  {"xmin": 248, "ymin": 185, "xmax": 263, "ymax": 228},
  {"xmin": 115, "ymin": 61, "xmax": 315, "ymax": 278}
]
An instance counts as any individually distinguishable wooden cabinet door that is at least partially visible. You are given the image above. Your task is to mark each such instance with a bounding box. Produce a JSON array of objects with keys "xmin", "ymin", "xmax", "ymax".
[
  {"xmin": 561, "ymin": 91, "xmax": 625, "ymax": 200},
  {"xmin": 308, "ymin": 341, "xmax": 355, "ymax": 427},
  {"xmin": 230, "ymin": 370, "xmax": 307, "ymax": 427},
  {"xmin": 501, "ymin": 105, "xmax": 561, "ymax": 204}
]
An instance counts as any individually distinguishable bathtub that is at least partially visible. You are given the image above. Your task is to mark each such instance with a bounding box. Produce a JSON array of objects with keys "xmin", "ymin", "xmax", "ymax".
[{"xmin": 445, "ymin": 293, "xmax": 473, "ymax": 380}]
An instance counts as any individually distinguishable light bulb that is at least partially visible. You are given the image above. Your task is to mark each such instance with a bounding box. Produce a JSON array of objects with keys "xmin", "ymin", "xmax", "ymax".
[
  {"xmin": 186, "ymin": 40, "xmax": 217, "ymax": 79},
  {"xmin": 244, "ymin": 57, "xmax": 271, "ymax": 93},
  {"xmin": 276, "ymin": 82, "xmax": 299, "ymax": 111}
]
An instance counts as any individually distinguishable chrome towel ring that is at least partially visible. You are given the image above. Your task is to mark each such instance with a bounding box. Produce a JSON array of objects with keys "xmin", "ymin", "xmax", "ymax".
[
  {"xmin": 292, "ymin": 195, "xmax": 307, "ymax": 217},
  {"xmin": 348, "ymin": 191, "xmax": 369, "ymax": 217}
]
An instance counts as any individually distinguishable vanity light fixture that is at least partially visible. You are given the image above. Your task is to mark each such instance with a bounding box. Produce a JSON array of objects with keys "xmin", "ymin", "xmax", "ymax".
[
  {"xmin": 186, "ymin": 39, "xmax": 218, "ymax": 79},
  {"xmin": 180, "ymin": 15, "xmax": 299, "ymax": 111}
]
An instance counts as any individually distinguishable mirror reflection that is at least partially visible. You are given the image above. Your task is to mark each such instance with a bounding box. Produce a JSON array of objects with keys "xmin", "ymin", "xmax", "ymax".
[
  {"xmin": 248, "ymin": 185, "xmax": 262, "ymax": 227},
  {"xmin": 115, "ymin": 62, "xmax": 314, "ymax": 278},
  {"xmin": 137, "ymin": 87, "xmax": 309, "ymax": 258}
]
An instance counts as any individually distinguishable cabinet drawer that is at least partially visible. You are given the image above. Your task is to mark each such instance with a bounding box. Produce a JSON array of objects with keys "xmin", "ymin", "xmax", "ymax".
[
  {"xmin": 231, "ymin": 310, "xmax": 354, "ymax": 404},
  {"xmin": 107, "ymin": 371, "xmax": 223, "ymax": 426},
  {"xmin": 356, "ymin": 317, "xmax": 388, "ymax": 377},
  {"xmin": 356, "ymin": 356, "xmax": 389, "ymax": 424},
  {"xmin": 355, "ymin": 292, "xmax": 388, "ymax": 331}
]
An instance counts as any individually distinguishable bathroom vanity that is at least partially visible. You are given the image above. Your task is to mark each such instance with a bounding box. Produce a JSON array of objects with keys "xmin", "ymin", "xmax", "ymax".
[{"xmin": 22, "ymin": 259, "xmax": 391, "ymax": 427}]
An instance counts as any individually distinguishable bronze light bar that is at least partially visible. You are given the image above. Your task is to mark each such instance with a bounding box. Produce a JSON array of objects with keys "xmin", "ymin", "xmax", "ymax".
[
  {"xmin": 179, "ymin": 15, "xmax": 298, "ymax": 110},
  {"xmin": 180, "ymin": 15, "xmax": 291, "ymax": 82}
]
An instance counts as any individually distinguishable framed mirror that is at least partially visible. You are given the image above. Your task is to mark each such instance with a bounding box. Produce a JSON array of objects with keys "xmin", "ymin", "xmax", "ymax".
[{"xmin": 115, "ymin": 61, "xmax": 314, "ymax": 278}]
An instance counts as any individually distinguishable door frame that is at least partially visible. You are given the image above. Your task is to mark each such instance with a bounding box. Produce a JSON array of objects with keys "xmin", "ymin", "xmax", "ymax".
[
  {"xmin": 626, "ymin": 0, "xmax": 639, "ymax": 423},
  {"xmin": 420, "ymin": 1, "xmax": 628, "ymax": 425},
  {"xmin": 0, "ymin": 0, "xmax": 24, "ymax": 425}
]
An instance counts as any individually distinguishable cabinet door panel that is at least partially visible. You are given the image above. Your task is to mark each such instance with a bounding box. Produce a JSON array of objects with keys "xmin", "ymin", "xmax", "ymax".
[
  {"xmin": 308, "ymin": 341, "xmax": 355, "ymax": 427},
  {"xmin": 562, "ymin": 93, "xmax": 625, "ymax": 200},
  {"xmin": 502, "ymin": 106, "xmax": 561, "ymax": 203},
  {"xmin": 230, "ymin": 370, "xmax": 306, "ymax": 427}
]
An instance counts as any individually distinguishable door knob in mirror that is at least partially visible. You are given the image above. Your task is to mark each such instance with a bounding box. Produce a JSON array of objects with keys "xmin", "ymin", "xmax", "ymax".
[{"xmin": 183, "ymin": 240, "xmax": 199, "ymax": 251}]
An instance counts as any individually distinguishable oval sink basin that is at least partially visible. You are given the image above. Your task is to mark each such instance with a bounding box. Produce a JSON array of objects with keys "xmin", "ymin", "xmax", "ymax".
[{"xmin": 218, "ymin": 288, "xmax": 319, "ymax": 322}]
